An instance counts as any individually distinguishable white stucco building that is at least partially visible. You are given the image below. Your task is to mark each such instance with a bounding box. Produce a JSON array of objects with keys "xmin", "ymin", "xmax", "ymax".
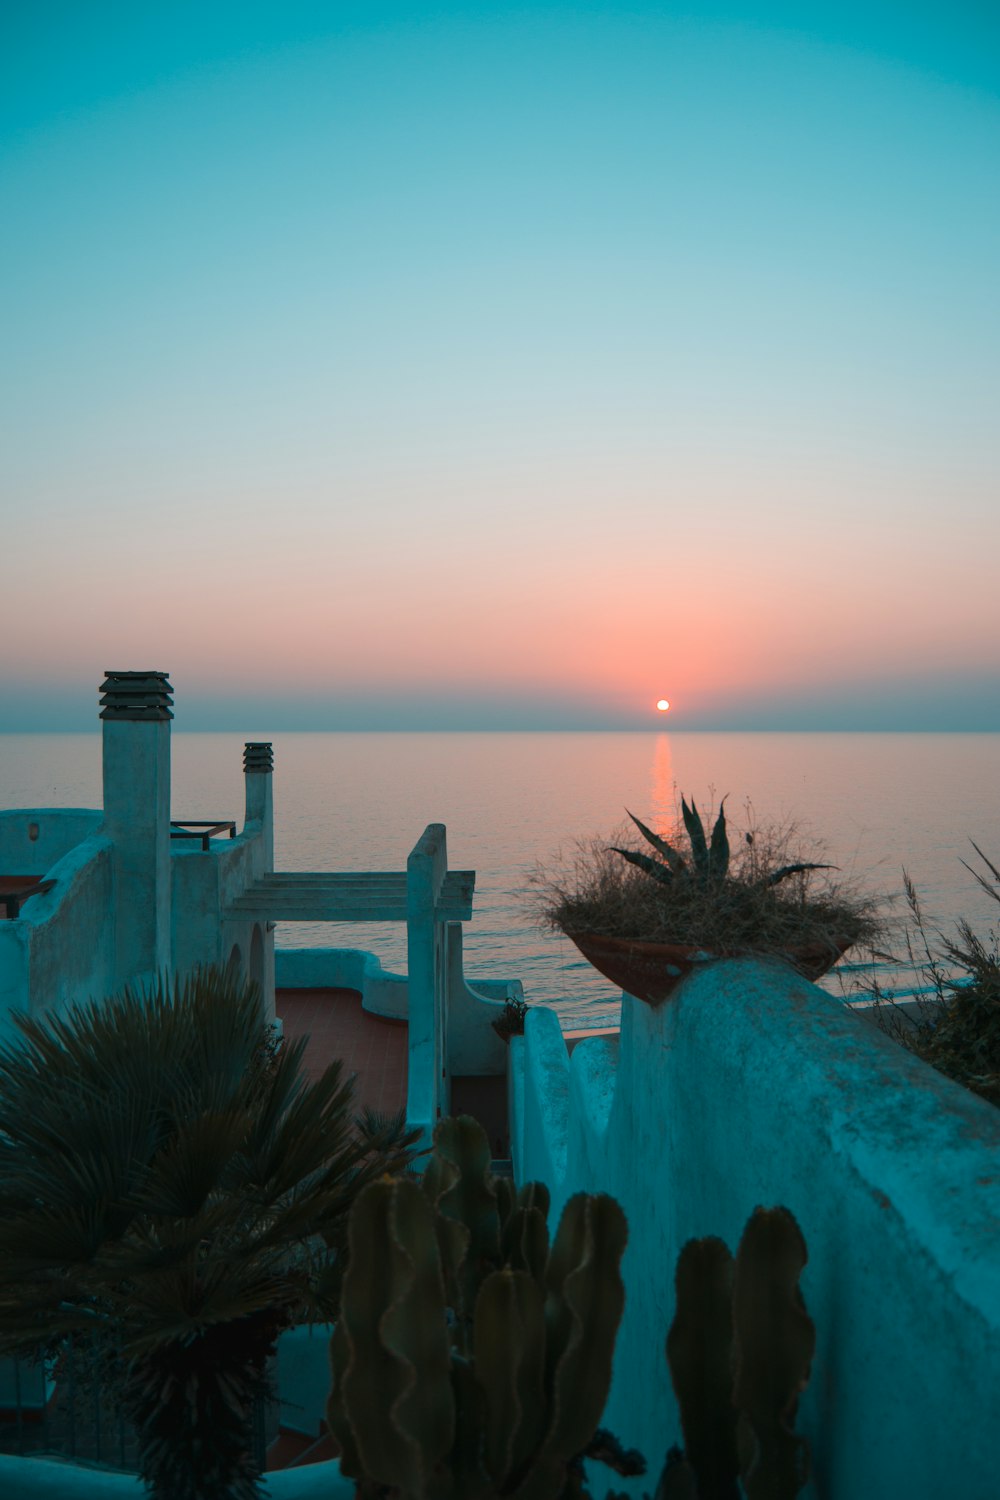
[{"xmin": 0, "ymin": 672, "xmax": 276, "ymax": 1029}]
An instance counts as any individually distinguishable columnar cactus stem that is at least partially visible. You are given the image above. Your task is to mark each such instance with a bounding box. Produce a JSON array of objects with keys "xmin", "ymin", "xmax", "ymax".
[
  {"xmin": 732, "ymin": 1209, "xmax": 814, "ymax": 1500},
  {"xmin": 666, "ymin": 1236, "xmax": 740, "ymax": 1500},
  {"xmin": 328, "ymin": 1116, "xmax": 632, "ymax": 1500},
  {"xmin": 665, "ymin": 1207, "xmax": 815, "ymax": 1500}
]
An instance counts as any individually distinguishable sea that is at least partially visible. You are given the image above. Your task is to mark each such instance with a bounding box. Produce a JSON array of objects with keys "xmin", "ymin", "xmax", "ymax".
[{"xmin": 2, "ymin": 731, "xmax": 998, "ymax": 1031}]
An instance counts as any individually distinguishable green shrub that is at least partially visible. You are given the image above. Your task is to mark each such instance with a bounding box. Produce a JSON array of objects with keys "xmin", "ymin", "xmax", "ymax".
[{"xmin": 0, "ymin": 964, "xmax": 419, "ymax": 1499}]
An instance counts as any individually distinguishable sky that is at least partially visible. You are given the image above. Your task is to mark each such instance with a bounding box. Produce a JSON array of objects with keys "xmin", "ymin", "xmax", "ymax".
[{"xmin": 2, "ymin": 1, "xmax": 998, "ymax": 731}]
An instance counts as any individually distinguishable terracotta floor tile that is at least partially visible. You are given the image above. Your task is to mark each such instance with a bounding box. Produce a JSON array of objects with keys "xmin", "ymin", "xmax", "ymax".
[{"xmin": 277, "ymin": 987, "xmax": 408, "ymax": 1114}]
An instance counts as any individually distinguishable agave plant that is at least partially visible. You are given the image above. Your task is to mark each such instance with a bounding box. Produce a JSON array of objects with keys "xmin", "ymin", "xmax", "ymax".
[
  {"xmin": 537, "ymin": 794, "xmax": 883, "ymax": 1001},
  {"xmin": 612, "ymin": 798, "xmax": 831, "ymax": 892},
  {"xmin": 0, "ymin": 965, "xmax": 419, "ymax": 1500}
]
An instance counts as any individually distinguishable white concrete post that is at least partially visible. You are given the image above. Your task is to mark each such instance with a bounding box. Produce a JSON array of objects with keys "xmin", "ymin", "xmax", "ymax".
[
  {"xmin": 99, "ymin": 671, "xmax": 173, "ymax": 992},
  {"xmin": 406, "ymin": 823, "xmax": 449, "ymax": 1149}
]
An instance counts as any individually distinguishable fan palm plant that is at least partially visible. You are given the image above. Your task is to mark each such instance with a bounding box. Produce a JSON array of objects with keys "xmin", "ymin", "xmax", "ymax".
[{"xmin": 0, "ymin": 965, "xmax": 419, "ymax": 1500}]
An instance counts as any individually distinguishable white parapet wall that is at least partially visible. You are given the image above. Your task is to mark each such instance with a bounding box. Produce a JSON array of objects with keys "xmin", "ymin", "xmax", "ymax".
[
  {"xmin": 0, "ymin": 834, "xmax": 116, "ymax": 1037},
  {"xmin": 513, "ymin": 957, "xmax": 1000, "ymax": 1500},
  {"xmin": 171, "ymin": 827, "xmax": 275, "ymax": 1018},
  {"xmin": 0, "ymin": 809, "xmax": 103, "ymax": 878}
]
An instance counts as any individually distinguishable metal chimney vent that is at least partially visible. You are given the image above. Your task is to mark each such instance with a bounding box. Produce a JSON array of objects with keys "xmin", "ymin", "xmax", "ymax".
[
  {"xmin": 99, "ymin": 671, "xmax": 174, "ymax": 721},
  {"xmin": 243, "ymin": 742, "xmax": 274, "ymax": 773}
]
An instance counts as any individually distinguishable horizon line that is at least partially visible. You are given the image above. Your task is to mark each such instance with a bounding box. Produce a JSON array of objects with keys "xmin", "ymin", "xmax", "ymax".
[{"xmin": 2, "ymin": 723, "xmax": 999, "ymax": 735}]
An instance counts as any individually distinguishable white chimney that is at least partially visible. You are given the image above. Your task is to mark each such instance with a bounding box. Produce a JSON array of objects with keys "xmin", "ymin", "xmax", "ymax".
[{"xmin": 100, "ymin": 671, "xmax": 173, "ymax": 989}]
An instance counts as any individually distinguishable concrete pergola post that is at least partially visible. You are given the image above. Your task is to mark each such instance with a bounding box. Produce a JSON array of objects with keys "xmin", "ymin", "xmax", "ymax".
[
  {"xmin": 406, "ymin": 823, "xmax": 450, "ymax": 1151},
  {"xmin": 99, "ymin": 671, "xmax": 173, "ymax": 992}
]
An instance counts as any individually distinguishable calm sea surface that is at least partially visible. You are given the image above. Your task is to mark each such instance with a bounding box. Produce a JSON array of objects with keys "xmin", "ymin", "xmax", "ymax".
[{"xmin": 2, "ymin": 731, "xmax": 998, "ymax": 1029}]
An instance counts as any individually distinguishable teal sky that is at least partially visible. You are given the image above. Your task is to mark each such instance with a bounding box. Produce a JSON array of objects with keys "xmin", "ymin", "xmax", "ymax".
[{"xmin": 2, "ymin": 3, "xmax": 998, "ymax": 731}]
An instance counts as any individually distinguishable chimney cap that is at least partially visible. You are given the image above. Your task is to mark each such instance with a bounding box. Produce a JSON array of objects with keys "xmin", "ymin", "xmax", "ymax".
[
  {"xmin": 242, "ymin": 741, "xmax": 271, "ymax": 774},
  {"xmin": 243, "ymin": 741, "xmax": 273, "ymax": 773},
  {"xmin": 100, "ymin": 671, "xmax": 174, "ymax": 721}
]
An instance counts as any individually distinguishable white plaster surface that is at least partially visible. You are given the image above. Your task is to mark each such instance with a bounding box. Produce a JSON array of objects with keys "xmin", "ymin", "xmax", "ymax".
[
  {"xmin": 444, "ymin": 921, "xmax": 515, "ymax": 1076},
  {"xmin": 508, "ymin": 1034, "xmax": 526, "ymax": 1180},
  {"xmin": 0, "ymin": 834, "xmax": 115, "ymax": 1036},
  {"xmin": 515, "ymin": 959, "xmax": 1000, "ymax": 1499},
  {"xmin": 406, "ymin": 823, "xmax": 448, "ymax": 1145},
  {"xmin": 0, "ymin": 809, "xmax": 102, "ymax": 876},
  {"xmin": 101, "ymin": 719, "xmax": 171, "ymax": 985},
  {"xmin": 521, "ymin": 1006, "xmax": 571, "ymax": 1190}
]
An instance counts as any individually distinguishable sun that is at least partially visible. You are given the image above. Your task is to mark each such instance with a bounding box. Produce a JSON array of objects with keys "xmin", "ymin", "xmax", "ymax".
[{"xmin": 656, "ymin": 698, "xmax": 670, "ymax": 712}]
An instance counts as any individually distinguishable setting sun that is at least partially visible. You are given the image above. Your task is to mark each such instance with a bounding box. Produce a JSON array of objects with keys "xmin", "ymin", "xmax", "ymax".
[{"xmin": 656, "ymin": 699, "xmax": 670, "ymax": 712}]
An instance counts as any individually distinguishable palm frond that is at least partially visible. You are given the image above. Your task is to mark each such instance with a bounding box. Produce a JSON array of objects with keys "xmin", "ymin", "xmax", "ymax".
[{"xmin": 0, "ymin": 963, "xmax": 419, "ymax": 1381}]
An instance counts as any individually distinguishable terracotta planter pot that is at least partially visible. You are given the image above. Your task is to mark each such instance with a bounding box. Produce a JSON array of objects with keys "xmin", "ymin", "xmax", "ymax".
[{"xmin": 566, "ymin": 930, "xmax": 855, "ymax": 1007}]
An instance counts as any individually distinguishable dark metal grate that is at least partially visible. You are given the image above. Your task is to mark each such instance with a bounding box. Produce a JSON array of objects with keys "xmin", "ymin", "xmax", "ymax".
[
  {"xmin": 243, "ymin": 742, "xmax": 274, "ymax": 773},
  {"xmin": 99, "ymin": 671, "xmax": 173, "ymax": 722},
  {"xmin": 170, "ymin": 820, "xmax": 237, "ymax": 851}
]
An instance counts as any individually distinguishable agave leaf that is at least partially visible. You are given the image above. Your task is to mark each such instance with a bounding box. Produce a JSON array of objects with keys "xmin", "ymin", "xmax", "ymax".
[
  {"xmin": 708, "ymin": 799, "xmax": 730, "ymax": 881},
  {"xmin": 610, "ymin": 846, "xmax": 676, "ymax": 887},
  {"xmin": 681, "ymin": 798, "xmax": 710, "ymax": 875},
  {"xmin": 764, "ymin": 863, "xmax": 835, "ymax": 888},
  {"xmin": 625, "ymin": 811, "xmax": 688, "ymax": 875}
]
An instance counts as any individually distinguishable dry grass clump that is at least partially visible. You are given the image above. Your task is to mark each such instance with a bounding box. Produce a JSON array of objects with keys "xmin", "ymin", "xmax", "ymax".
[
  {"xmin": 869, "ymin": 853, "xmax": 1000, "ymax": 1109},
  {"xmin": 534, "ymin": 805, "xmax": 884, "ymax": 958}
]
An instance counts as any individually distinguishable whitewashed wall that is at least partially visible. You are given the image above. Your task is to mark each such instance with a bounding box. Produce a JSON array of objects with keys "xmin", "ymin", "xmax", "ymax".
[
  {"xmin": 0, "ymin": 834, "xmax": 115, "ymax": 1036},
  {"xmin": 513, "ymin": 959, "xmax": 1000, "ymax": 1500}
]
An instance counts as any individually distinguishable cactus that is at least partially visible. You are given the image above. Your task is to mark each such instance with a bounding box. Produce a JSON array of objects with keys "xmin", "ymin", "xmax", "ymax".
[
  {"xmin": 664, "ymin": 1207, "xmax": 815, "ymax": 1500},
  {"xmin": 665, "ymin": 1237, "xmax": 740, "ymax": 1500},
  {"xmin": 327, "ymin": 1115, "xmax": 635, "ymax": 1500},
  {"xmin": 326, "ymin": 1175, "xmax": 454, "ymax": 1495},
  {"xmin": 731, "ymin": 1209, "xmax": 814, "ymax": 1500}
]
